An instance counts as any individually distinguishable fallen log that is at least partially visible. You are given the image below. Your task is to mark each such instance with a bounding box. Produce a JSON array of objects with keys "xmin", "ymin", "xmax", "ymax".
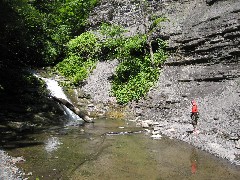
[{"xmin": 51, "ymin": 96, "xmax": 94, "ymax": 123}]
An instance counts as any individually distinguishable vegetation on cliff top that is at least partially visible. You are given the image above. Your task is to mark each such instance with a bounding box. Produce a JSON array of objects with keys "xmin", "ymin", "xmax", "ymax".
[
  {"xmin": 0, "ymin": 0, "xmax": 99, "ymax": 68},
  {"xmin": 0, "ymin": 0, "xmax": 98, "ymax": 101},
  {"xmin": 55, "ymin": 23, "xmax": 168, "ymax": 104},
  {"xmin": 1, "ymin": 0, "xmax": 168, "ymax": 105}
]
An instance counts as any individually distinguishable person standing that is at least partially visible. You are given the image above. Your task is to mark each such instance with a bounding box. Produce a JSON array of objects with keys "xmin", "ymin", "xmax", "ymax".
[{"xmin": 191, "ymin": 100, "xmax": 199, "ymax": 132}]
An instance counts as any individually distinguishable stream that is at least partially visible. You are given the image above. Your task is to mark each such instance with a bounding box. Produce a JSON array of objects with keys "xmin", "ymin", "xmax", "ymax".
[
  {"xmin": 5, "ymin": 76, "xmax": 240, "ymax": 180},
  {"xmin": 7, "ymin": 118, "xmax": 240, "ymax": 180}
]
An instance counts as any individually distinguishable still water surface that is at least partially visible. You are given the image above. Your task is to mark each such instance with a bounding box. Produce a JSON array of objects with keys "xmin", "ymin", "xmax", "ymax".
[{"xmin": 9, "ymin": 118, "xmax": 240, "ymax": 180}]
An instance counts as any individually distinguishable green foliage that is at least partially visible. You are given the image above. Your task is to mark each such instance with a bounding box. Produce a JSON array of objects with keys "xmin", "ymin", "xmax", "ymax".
[
  {"xmin": 108, "ymin": 12, "xmax": 169, "ymax": 104},
  {"xmin": 112, "ymin": 69, "xmax": 159, "ymax": 104},
  {"xmin": 99, "ymin": 23, "xmax": 126, "ymax": 57},
  {"xmin": 56, "ymin": 55, "xmax": 96, "ymax": 85},
  {"xmin": 1, "ymin": 0, "xmax": 99, "ymax": 66},
  {"xmin": 112, "ymin": 55, "xmax": 160, "ymax": 104},
  {"xmin": 51, "ymin": 25, "xmax": 71, "ymax": 46},
  {"xmin": 53, "ymin": 0, "xmax": 99, "ymax": 34},
  {"xmin": 98, "ymin": 23, "xmax": 147, "ymax": 60},
  {"xmin": 111, "ymin": 36, "xmax": 168, "ymax": 104},
  {"xmin": 153, "ymin": 39, "xmax": 168, "ymax": 66},
  {"xmin": 150, "ymin": 16, "xmax": 168, "ymax": 32},
  {"xmin": 1, "ymin": 0, "xmax": 168, "ymax": 105},
  {"xmin": 98, "ymin": 23, "xmax": 168, "ymax": 104},
  {"xmin": 67, "ymin": 32, "xmax": 100, "ymax": 59},
  {"xmin": 55, "ymin": 32, "xmax": 99, "ymax": 85},
  {"xmin": 54, "ymin": 23, "xmax": 162, "ymax": 98},
  {"xmin": 100, "ymin": 23, "xmax": 126, "ymax": 38},
  {"xmin": 119, "ymin": 35, "xmax": 147, "ymax": 58}
]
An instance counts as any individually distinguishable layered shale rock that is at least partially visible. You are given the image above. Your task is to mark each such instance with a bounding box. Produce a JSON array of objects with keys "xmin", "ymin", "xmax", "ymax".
[{"xmin": 87, "ymin": 0, "xmax": 240, "ymax": 164}]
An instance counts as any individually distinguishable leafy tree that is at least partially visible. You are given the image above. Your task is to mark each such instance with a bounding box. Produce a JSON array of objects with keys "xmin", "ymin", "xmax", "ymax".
[
  {"xmin": 98, "ymin": 23, "xmax": 168, "ymax": 104},
  {"xmin": 99, "ymin": 23, "xmax": 126, "ymax": 59},
  {"xmin": 1, "ymin": 0, "xmax": 99, "ymax": 66},
  {"xmin": 55, "ymin": 32, "xmax": 99, "ymax": 85},
  {"xmin": 67, "ymin": 32, "xmax": 100, "ymax": 59},
  {"xmin": 111, "ymin": 37, "xmax": 167, "ymax": 104}
]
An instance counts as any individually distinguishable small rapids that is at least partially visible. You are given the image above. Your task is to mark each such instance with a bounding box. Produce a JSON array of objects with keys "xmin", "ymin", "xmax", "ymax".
[{"xmin": 33, "ymin": 74, "xmax": 83, "ymax": 125}]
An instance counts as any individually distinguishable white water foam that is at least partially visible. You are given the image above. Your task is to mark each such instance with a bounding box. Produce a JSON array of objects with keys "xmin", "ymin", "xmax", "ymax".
[
  {"xmin": 43, "ymin": 78, "xmax": 69, "ymax": 101},
  {"xmin": 34, "ymin": 74, "xmax": 82, "ymax": 122}
]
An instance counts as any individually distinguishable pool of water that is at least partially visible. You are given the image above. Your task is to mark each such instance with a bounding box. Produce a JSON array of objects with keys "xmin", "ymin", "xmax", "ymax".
[{"xmin": 8, "ymin": 118, "xmax": 240, "ymax": 180}]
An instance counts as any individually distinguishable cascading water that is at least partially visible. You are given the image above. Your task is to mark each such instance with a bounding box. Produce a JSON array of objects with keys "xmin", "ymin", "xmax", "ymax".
[{"xmin": 34, "ymin": 74, "xmax": 83, "ymax": 126}]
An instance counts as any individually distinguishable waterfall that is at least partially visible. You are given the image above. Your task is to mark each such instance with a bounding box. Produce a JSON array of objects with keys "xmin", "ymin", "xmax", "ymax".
[{"xmin": 34, "ymin": 74, "xmax": 83, "ymax": 125}]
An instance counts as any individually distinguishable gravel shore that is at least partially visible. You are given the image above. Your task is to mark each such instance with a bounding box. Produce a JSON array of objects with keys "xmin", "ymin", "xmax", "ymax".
[{"xmin": 0, "ymin": 150, "xmax": 24, "ymax": 180}]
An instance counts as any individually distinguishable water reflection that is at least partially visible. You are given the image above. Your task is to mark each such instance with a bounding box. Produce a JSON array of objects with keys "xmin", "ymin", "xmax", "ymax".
[
  {"xmin": 8, "ymin": 118, "xmax": 240, "ymax": 180},
  {"xmin": 190, "ymin": 148, "xmax": 198, "ymax": 174},
  {"xmin": 44, "ymin": 136, "xmax": 62, "ymax": 153}
]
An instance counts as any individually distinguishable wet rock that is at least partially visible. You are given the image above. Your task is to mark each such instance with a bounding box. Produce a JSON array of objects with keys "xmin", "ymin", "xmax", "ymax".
[
  {"xmin": 137, "ymin": 120, "xmax": 154, "ymax": 128},
  {"xmin": 152, "ymin": 130, "xmax": 161, "ymax": 135},
  {"xmin": 144, "ymin": 129, "xmax": 151, "ymax": 134},
  {"xmin": 88, "ymin": 104, "xmax": 95, "ymax": 107},
  {"xmin": 78, "ymin": 93, "xmax": 91, "ymax": 99},
  {"xmin": 8, "ymin": 121, "xmax": 35, "ymax": 132},
  {"xmin": 151, "ymin": 134, "xmax": 162, "ymax": 140},
  {"xmin": 12, "ymin": 157, "xmax": 25, "ymax": 164},
  {"xmin": 0, "ymin": 150, "xmax": 24, "ymax": 179},
  {"xmin": 141, "ymin": 122, "xmax": 149, "ymax": 128},
  {"xmin": 77, "ymin": 102, "xmax": 86, "ymax": 107},
  {"xmin": 135, "ymin": 108, "xmax": 143, "ymax": 116}
]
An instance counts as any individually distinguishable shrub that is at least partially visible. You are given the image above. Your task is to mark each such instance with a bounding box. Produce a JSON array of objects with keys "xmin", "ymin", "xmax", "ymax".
[
  {"xmin": 55, "ymin": 55, "xmax": 96, "ymax": 85},
  {"xmin": 111, "ymin": 37, "xmax": 168, "ymax": 104},
  {"xmin": 67, "ymin": 32, "xmax": 100, "ymax": 59}
]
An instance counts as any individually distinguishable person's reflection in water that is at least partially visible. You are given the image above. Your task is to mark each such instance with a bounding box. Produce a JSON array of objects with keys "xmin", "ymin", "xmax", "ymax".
[{"xmin": 190, "ymin": 148, "xmax": 199, "ymax": 174}]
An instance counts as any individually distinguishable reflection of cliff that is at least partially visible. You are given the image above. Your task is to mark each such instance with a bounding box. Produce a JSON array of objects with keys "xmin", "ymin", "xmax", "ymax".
[{"xmin": 190, "ymin": 148, "xmax": 199, "ymax": 174}]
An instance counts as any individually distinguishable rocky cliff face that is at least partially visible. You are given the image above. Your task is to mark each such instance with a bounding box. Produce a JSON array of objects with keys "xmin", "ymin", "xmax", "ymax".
[{"xmin": 86, "ymin": 0, "xmax": 240, "ymax": 164}]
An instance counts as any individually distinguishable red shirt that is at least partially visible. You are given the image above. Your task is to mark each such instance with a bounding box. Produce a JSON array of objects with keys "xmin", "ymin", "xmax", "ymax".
[
  {"xmin": 192, "ymin": 102, "xmax": 198, "ymax": 113},
  {"xmin": 192, "ymin": 104, "xmax": 198, "ymax": 112}
]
